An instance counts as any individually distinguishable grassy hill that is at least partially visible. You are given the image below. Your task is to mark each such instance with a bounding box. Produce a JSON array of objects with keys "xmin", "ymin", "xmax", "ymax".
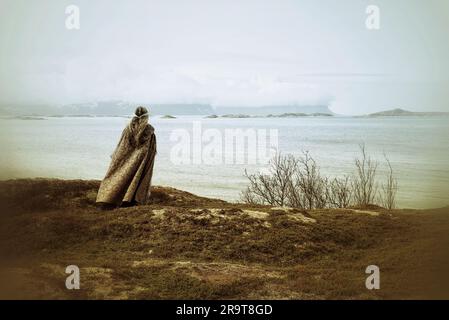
[{"xmin": 0, "ymin": 179, "xmax": 448, "ymax": 299}]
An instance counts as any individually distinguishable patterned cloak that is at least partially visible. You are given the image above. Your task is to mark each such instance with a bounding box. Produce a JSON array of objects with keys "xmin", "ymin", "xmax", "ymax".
[{"xmin": 96, "ymin": 123, "xmax": 157, "ymax": 206}]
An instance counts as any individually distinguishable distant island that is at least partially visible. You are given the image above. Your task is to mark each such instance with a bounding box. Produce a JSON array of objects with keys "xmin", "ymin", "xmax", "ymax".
[
  {"xmin": 221, "ymin": 114, "xmax": 252, "ymax": 118},
  {"xmin": 267, "ymin": 112, "xmax": 307, "ymax": 118},
  {"xmin": 12, "ymin": 116, "xmax": 46, "ymax": 120},
  {"xmin": 0, "ymin": 100, "xmax": 335, "ymax": 117},
  {"xmin": 220, "ymin": 112, "xmax": 334, "ymax": 118},
  {"xmin": 267, "ymin": 112, "xmax": 333, "ymax": 118},
  {"xmin": 3, "ymin": 103, "xmax": 448, "ymax": 119},
  {"xmin": 368, "ymin": 108, "xmax": 449, "ymax": 117},
  {"xmin": 310, "ymin": 112, "xmax": 334, "ymax": 117}
]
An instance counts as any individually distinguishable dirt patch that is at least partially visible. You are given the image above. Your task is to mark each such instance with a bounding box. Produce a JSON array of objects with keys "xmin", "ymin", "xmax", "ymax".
[
  {"xmin": 152, "ymin": 209, "xmax": 166, "ymax": 219},
  {"xmin": 242, "ymin": 209, "xmax": 270, "ymax": 219}
]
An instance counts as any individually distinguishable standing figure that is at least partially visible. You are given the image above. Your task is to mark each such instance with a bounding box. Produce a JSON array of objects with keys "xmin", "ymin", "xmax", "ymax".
[{"xmin": 96, "ymin": 106, "xmax": 157, "ymax": 210}]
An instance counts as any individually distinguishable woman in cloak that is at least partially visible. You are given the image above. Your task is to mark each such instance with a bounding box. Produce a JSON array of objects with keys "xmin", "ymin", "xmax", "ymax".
[{"xmin": 96, "ymin": 106, "xmax": 157, "ymax": 210}]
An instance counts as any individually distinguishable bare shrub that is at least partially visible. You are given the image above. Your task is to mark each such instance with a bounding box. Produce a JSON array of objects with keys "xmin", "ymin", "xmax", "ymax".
[
  {"xmin": 242, "ymin": 146, "xmax": 399, "ymax": 210},
  {"xmin": 240, "ymin": 188, "xmax": 260, "ymax": 205},
  {"xmin": 378, "ymin": 156, "xmax": 398, "ymax": 210},
  {"xmin": 352, "ymin": 144, "xmax": 378, "ymax": 207},
  {"xmin": 241, "ymin": 152, "xmax": 328, "ymax": 209},
  {"xmin": 271, "ymin": 154, "xmax": 299, "ymax": 206},
  {"xmin": 288, "ymin": 152, "xmax": 328, "ymax": 209},
  {"xmin": 242, "ymin": 154, "xmax": 298, "ymax": 206},
  {"xmin": 326, "ymin": 176, "xmax": 352, "ymax": 208}
]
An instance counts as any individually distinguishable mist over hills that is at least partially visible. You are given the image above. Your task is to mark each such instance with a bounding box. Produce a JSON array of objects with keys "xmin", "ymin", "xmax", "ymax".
[
  {"xmin": 215, "ymin": 105, "xmax": 333, "ymax": 116},
  {"xmin": 0, "ymin": 101, "xmax": 334, "ymax": 117}
]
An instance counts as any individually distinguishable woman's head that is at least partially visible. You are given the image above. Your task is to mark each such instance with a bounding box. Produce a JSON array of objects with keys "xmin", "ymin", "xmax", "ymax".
[
  {"xmin": 134, "ymin": 106, "xmax": 149, "ymax": 119},
  {"xmin": 128, "ymin": 106, "xmax": 150, "ymax": 146}
]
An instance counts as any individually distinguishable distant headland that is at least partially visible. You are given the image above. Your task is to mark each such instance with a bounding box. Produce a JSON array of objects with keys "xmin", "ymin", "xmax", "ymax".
[{"xmin": 366, "ymin": 108, "xmax": 449, "ymax": 117}]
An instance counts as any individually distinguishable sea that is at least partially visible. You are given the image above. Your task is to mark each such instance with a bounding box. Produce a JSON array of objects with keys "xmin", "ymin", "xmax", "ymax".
[{"xmin": 0, "ymin": 115, "xmax": 448, "ymax": 209}]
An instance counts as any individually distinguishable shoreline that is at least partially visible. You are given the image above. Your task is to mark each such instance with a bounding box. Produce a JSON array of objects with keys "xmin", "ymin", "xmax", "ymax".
[{"xmin": 0, "ymin": 177, "xmax": 446, "ymax": 211}]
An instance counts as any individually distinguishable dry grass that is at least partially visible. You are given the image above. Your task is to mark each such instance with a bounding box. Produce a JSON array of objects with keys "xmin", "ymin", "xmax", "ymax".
[{"xmin": 0, "ymin": 179, "xmax": 448, "ymax": 299}]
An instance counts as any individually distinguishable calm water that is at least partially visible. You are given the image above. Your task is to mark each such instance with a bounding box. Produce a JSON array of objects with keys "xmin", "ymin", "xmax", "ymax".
[{"xmin": 1, "ymin": 116, "xmax": 448, "ymax": 209}]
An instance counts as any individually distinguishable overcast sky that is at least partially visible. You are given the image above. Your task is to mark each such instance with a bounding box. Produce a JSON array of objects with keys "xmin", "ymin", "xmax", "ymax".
[{"xmin": 0, "ymin": 0, "xmax": 448, "ymax": 114}]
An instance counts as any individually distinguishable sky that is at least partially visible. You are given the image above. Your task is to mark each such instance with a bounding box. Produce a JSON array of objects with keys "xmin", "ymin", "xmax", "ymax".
[{"xmin": 0, "ymin": 0, "xmax": 448, "ymax": 114}]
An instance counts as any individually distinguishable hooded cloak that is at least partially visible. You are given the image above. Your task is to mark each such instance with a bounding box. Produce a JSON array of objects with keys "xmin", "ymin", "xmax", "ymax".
[{"xmin": 96, "ymin": 108, "xmax": 157, "ymax": 206}]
